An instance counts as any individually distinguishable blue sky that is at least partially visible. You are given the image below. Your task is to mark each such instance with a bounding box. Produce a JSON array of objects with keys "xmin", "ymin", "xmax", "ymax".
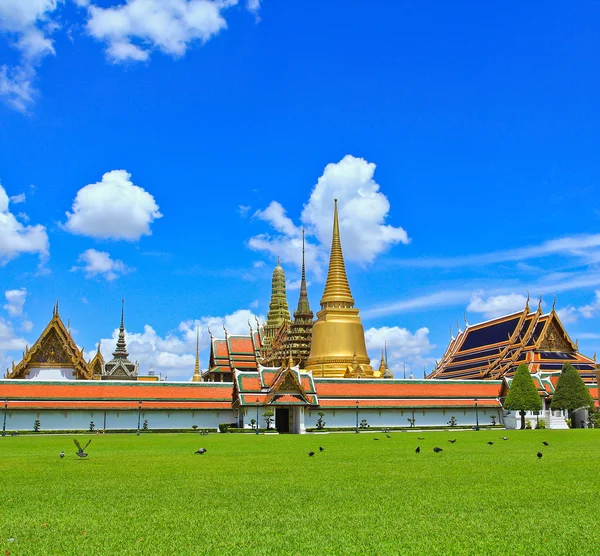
[{"xmin": 1, "ymin": 1, "xmax": 600, "ymax": 379}]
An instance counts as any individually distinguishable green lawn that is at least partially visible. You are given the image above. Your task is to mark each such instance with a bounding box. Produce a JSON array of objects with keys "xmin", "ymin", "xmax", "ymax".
[{"xmin": 0, "ymin": 430, "xmax": 598, "ymax": 555}]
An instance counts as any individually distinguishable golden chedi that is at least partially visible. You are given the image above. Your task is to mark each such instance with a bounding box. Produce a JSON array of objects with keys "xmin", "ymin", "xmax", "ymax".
[{"xmin": 305, "ymin": 200, "xmax": 376, "ymax": 378}]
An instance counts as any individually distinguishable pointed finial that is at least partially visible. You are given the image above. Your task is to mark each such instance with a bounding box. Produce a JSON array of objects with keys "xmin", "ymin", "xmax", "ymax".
[
  {"xmin": 593, "ymin": 352, "xmax": 596, "ymax": 362},
  {"xmin": 538, "ymin": 293, "xmax": 543, "ymax": 311},
  {"xmin": 456, "ymin": 319, "xmax": 461, "ymax": 334},
  {"xmin": 423, "ymin": 367, "xmax": 426, "ymax": 379},
  {"xmin": 277, "ymin": 254, "xmax": 280, "ymax": 266},
  {"xmin": 320, "ymin": 198, "xmax": 354, "ymax": 307},
  {"xmin": 193, "ymin": 325, "xmax": 201, "ymax": 380},
  {"xmin": 552, "ymin": 295, "xmax": 557, "ymax": 311},
  {"xmin": 464, "ymin": 312, "xmax": 469, "ymax": 327},
  {"xmin": 207, "ymin": 326, "xmax": 213, "ymax": 339},
  {"xmin": 575, "ymin": 338, "xmax": 579, "ymax": 350},
  {"xmin": 222, "ymin": 323, "xmax": 228, "ymax": 337},
  {"xmin": 384, "ymin": 341, "xmax": 388, "ymax": 365},
  {"xmin": 248, "ymin": 319, "xmax": 253, "ymax": 334},
  {"xmin": 403, "ymin": 361, "xmax": 406, "ymax": 379},
  {"xmin": 120, "ymin": 298, "xmax": 125, "ymax": 329},
  {"xmin": 526, "ymin": 291, "xmax": 530, "ymax": 312},
  {"xmin": 450, "ymin": 326, "xmax": 455, "ymax": 340},
  {"xmin": 97, "ymin": 340, "xmax": 101, "ymax": 354},
  {"xmin": 288, "ymin": 350, "xmax": 294, "ymax": 369},
  {"xmin": 67, "ymin": 319, "xmax": 71, "ymax": 333}
]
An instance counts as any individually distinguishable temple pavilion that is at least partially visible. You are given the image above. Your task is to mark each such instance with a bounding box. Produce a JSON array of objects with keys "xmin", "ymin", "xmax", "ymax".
[{"xmin": 1, "ymin": 200, "xmax": 598, "ymax": 433}]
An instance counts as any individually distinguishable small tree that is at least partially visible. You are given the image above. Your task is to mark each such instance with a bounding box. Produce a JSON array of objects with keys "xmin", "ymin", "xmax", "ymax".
[
  {"xmin": 33, "ymin": 419, "xmax": 41, "ymax": 432},
  {"xmin": 551, "ymin": 363, "xmax": 595, "ymax": 421},
  {"xmin": 359, "ymin": 418, "xmax": 370, "ymax": 429},
  {"xmin": 89, "ymin": 420, "xmax": 95, "ymax": 432},
  {"xmin": 407, "ymin": 417, "xmax": 415, "ymax": 427},
  {"xmin": 447, "ymin": 416, "xmax": 457, "ymax": 427},
  {"xmin": 142, "ymin": 419, "xmax": 149, "ymax": 431},
  {"xmin": 263, "ymin": 409, "xmax": 274, "ymax": 430},
  {"xmin": 192, "ymin": 424, "xmax": 198, "ymax": 430},
  {"xmin": 490, "ymin": 415, "xmax": 497, "ymax": 426},
  {"xmin": 504, "ymin": 363, "xmax": 542, "ymax": 429},
  {"xmin": 316, "ymin": 412, "xmax": 326, "ymax": 430},
  {"xmin": 250, "ymin": 418, "xmax": 257, "ymax": 430}
]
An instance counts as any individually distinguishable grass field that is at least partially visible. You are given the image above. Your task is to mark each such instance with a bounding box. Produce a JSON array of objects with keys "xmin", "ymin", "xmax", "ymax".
[{"xmin": 1, "ymin": 430, "xmax": 599, "ymax": 555}]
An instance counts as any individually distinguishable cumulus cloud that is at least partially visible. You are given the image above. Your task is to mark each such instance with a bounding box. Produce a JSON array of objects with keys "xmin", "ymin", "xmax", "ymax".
[
  {"xmin": 4, "ymin": 288, "xmax": 27, "ymax": 317},
  {"xmin": 579, "ymin": 290, "xmax": 600, "ymax": 319},
  {"xmin": 557, "ymin": 306, "xmax": 578, "ymax": 324},
  {"xmin": 64, "ymin": 170, "xmax": 162, "ymax": 240},
  {"xmin": 86, "ymin": 0, "xmax": 239, "ymax": 63},
  {"xmin": 248, "ymin": 155, "xmax": 409, "ymax": 278},
  {"xmin": 365, "ymin": 325, "xmax": 435, "ymax": 378},
  {"xmin": 0, "ymin": 317, "xmax": 28, "ymax": 374},
  {"xmin": 0, "ymin": 0, "xmax": 60, "ymax": 111},
  {"xmin": 0, "ymin": 182, "xmax": 49, "ymax": 265},
  {"xmin": 9, "ymin": 193, "xmax": 26, "ymax": 204},
  {"xmin": 72, "ymin": 249, "xmax": 132, "ymax": 281},
  {"xmin": 90, "ymin": 308, "xmax": 264, "ymax": 380},
  {"xmin": 467, "ymin": 291, "xmax": 528, "ymax": 320}
]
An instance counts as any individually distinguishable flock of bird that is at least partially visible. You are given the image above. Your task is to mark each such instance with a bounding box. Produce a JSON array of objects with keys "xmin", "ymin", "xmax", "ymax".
[{"xmin": 57, "ymin": 434, "xmax": 552, "ymax": 460}]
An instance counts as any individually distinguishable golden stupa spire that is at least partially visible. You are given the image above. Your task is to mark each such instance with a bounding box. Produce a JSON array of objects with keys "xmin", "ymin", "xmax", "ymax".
[
  {"xmin": 192, "ymin": 325, "xmax": 201, "ymax": 382},
  {"xmin": 304, "ymin": 199, "xmax": 374, "ymax": 378},
  {"xmin": 321, "ymin": 199, "xmax": 354, "ymax": 307}
]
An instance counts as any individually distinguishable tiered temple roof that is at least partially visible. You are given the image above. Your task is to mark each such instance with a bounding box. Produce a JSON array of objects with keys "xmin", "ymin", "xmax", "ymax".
[
  {"xmin": 233, "ymin": 360, "xmax": 319, "ymax": 407},
  {"xmin": 202, "ymin": 326, "xmax": 262, "ymax": 382},
  {"xmin": 102, "ymin": 300, "xmax": 138, "ymax": 381},
  {"xmin": 429, "ymin": 299, "xmax": 597, "ymax": 383},
  {"xmin": 5, "ymin": 303, "xmax": 95, "ymax": 380},
  {"xmin": 260, "ymin": 258, "xmax": 291, "ymax": 357},
  {"xmin": 262, "ymin": 230, "xmax": 315, "ymax": 368}
]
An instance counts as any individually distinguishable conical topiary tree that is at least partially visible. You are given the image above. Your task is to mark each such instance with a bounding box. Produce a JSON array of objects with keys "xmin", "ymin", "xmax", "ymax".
[
  {"xmin": 504, "ymin": 363, "xmax": 542, "ymax": 429},
  {"xmin": 550, "ymin": 363, "xmax": 595, "ymax": 422}
]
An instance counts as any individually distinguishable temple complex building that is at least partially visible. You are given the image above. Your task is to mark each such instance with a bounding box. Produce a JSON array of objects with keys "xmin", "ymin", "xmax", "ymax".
[
  {"xmin": 202, "ymin": 325, "xmax": 262, "ymax": 382},
  {"xmin": 429, "ymin": 297, "xmax": 597, "ymax": 384},
  {"xmin": 259, "ymin": 230, "xmax": 314, "ymax": 369},
  {"xmin": 304, "ymin": 200, "xmax": 377, "ymax": 378},
  {"xmin": 260, "ymin": 258, "xmax": 290, "ymax": 359},
  {"xmin": 102, "ymin": 300, "xmax": 138, "ymax": 381},
  {"xmin": 4, "ymin": 302, "xmax": 101, "ymax": 380}
]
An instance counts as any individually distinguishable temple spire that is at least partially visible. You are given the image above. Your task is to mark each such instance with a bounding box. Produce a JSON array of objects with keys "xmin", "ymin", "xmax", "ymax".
[
  {"xmin": 113, "ymin": 298, "xmax": 128, "ymax": 358},
  {"xmin": 320, "ymin": 199, "xmax": 354, "ymax": 307},
  {"xmin": 296, "ymin": 228, "xmax": 311, "ymax": 315},
  {"xmin": 192, "ymin": 325, "xmax": 201, "ymax": 382}
]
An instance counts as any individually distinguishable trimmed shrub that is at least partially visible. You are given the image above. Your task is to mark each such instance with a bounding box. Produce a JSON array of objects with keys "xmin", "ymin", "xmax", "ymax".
[
  {"xmin": 33, "ymin": 419, "xmax": 41, "ymax": 432},
  {"xmin": 504, "ymin": 363, "xmax": 542, "ymax": 429},
  {"xmin": 551, "ymin": 363, "xmax": 595, "ymax": 419},
  {"xmin": 316, "ymin": 412, "xmax": 326, "ymax": 430},
  {"xmin": 89, "ymin": 421, "xmax": 95, "ymax": 432},
  {"xmin": 447, "ymin": 416, "xmax": 458, "ymax": 427},
  {"xmin": 262, "ymin": 410, "xmax": 274, "ymax": 430}
]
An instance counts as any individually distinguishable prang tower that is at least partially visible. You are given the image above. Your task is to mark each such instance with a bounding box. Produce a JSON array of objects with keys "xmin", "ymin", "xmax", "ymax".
[{"xmin": 304, "ymin": 200, "xmax": 375, "ymax": 378}]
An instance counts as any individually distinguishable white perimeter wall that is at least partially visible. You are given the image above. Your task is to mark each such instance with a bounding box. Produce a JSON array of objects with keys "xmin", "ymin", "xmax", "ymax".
[
  {"xmin": 304, "ymin": 407, "xmax": 503, "ymax": 429},
  {"xmin": 5, "ymin": 409, "xmax": 236, "ymax": 431}
]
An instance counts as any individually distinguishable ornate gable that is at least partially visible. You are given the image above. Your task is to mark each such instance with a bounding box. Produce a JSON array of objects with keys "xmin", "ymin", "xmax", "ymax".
[
  {"xmin": 537, "ymin": 313, "xmax": 576, "ymax": 352},
  {"xmin": 7, "ymin": 306, "xmax": 92, "ymax": 379}
]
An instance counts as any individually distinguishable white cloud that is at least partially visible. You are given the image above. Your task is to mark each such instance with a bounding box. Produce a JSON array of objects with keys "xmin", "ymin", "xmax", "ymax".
[
  {"xmin": 21, "ymin": 319, "xmax": 34, "ymax": 332},
  {"xmin": 249, "ymin": 155, "xmax": 408, "ymax": 278},
  {"xmin": 0, "ymin": 317, "xmax": 27, "ymax": 374},
  {"xmin": 467, "ymin": 291, "xmax": 528, "ymax": 320},
  {"xmin": 86, "ymin": 0, "xmax": 238, "ymax": 63},
  {"xmin": 4, "ymin": 288, "xmax": 27, "ymax": 317},
  {"xmin": 64, "ymin": 169, "xmax": 162, "ymax": 240},
  {"xmin": 579, "ymin": 291, "xmax": 600, "ymax": 319},
  {"xmin": 557, "ymin": 306, "xmax": 578, "ymax": 324},
  {"xmin": 72, "ymin": 248, "xmax": 132, "ymax": 281},
  {"xmin": 9, "ymin": 193, "xmax": 25, "ymax": 204},
  {"xmin": 365, "ymin": 326, "xmax": 435, "ymax": 377},
  {"xmin": 0, "ymin": 182, "xmax": 49, "ymax": 265},
  {"xmin": 252, "ymin": 260, "xmax": 265, "ymax": 268},
  {"xmin": 91, "ymin": 308, "xmax": 264, "ymax": 380},
  {"xmin": 363, "ymin": 289, "xmax": 473, "ymax": 319},
  {"xmin": 0, "ymin": 0, "xmax": 60, "ymax": 111},
  {"xmin": 395, "ymin": 233, "xmax": 600, "ymax": 269}
]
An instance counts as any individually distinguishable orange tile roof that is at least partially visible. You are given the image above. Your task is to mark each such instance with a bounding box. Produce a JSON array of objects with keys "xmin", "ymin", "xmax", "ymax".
[
  {"xmin": 229, "ymin": 337, "xmax": 254, "ymax": 353},
  {"xmin": 0, "ymin": 381, "xmax": 232, "ymax": 401},
  {"xmin": 314, "ymin": 380, "xmax": 502, "ymax": 399},
  {"xmin": 319, "ymin": 398, "xmax": 501, "ymax": 409},
  {"xmin": 7, "ymin": 400, "xmax": 232, "ymax": 410}
]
